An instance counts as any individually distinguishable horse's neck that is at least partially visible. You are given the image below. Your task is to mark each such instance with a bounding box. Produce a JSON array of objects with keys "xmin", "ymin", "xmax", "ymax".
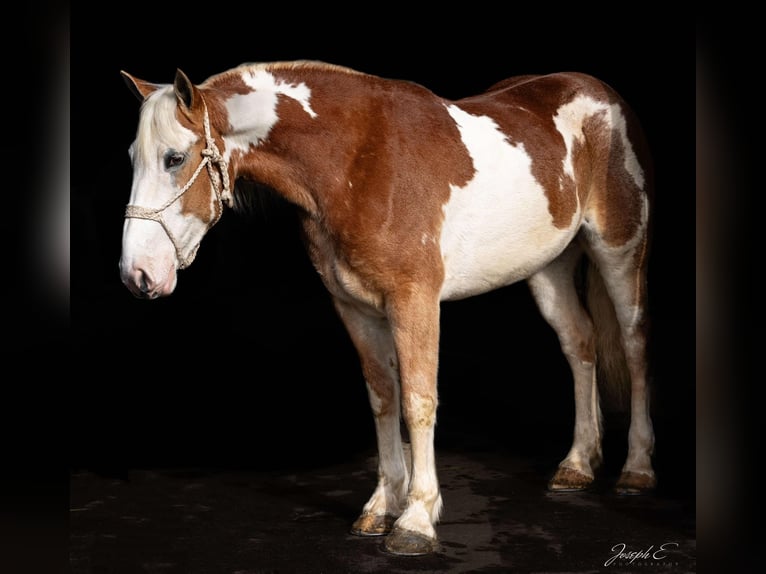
[{"xmin": 218, "ymin": 69, "xmax": 373, "ymax": 215}]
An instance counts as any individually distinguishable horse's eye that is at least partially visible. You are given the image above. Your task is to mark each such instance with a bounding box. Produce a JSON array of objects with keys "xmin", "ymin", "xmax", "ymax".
[{"xmin": 164, "ymin": 151, "xmax": 186, "ymax": 170}]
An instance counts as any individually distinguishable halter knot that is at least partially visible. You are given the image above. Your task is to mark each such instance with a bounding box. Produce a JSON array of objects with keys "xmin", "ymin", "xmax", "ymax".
[{"xmin": 200, "ymin": 106, "xmax": 232, "ymax": 208}]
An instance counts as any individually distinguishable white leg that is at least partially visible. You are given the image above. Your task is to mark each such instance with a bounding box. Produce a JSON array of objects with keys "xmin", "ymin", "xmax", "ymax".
[
  {"xmin": 528, "ymin": 245, "xmax": 603, "ymax": 490},
  {"xmin": 334, "ymin": 301, "xmax": 409, "ymax": 535},
  {"xmin": 590, "ymin": 244, "xmax": 656, "ymax": 494}
]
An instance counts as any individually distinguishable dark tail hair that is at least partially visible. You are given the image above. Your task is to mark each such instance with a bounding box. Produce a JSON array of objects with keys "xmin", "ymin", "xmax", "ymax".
[{"xmin": 585, "ymin": 260, "xmax": 630, "ymax": 412}]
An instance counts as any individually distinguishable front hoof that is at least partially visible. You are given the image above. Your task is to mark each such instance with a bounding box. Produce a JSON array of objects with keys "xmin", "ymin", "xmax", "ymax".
[
  {"xmin": 615, "ymin": 471, "xmax": 656, "ymax": 495},
  {"xmin": 548, "ymin": 467, "xmax": 594, "ymax": 491},
  {"xmin": 383, "ymin": 527, "xmax": 438, "ymax": 556},
  {"xmin": 350, "ymin": 514, "xmax": 396, "ymax": 537}
]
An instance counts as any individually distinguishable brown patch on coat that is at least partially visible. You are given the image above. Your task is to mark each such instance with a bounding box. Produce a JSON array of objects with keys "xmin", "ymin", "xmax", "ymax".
[
  {"xmin": 361, "ymin": 350, "xmax": 398, "ymax": 417},
  {"xmin": 580, "ymin": 110, "xmax": 650, "ymax": 247},
  {"xmin": 165, "ymin": 121, "xmax": 218, "ymax": 225}
]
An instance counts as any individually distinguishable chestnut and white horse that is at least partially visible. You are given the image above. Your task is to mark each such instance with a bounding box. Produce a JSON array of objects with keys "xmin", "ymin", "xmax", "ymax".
[{"xmin": 119, "ymin": 61, "xmax": 656, "ymax": 555}]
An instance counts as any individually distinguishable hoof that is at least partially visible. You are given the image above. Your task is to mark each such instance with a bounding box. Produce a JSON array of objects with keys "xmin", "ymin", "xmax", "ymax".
[
  {"xmin": 383, "ymin": 527, "xmax": 438, "ymax": 556},
  {"xmin": 548, "ymin": 467, "xmax": 594, "ymax": 491},
  {"xmin": 615, "ymin": 471, "xmax": 656, "ymax": 495},
  {"xmin": 350, "ymin": 514, "xmax": 396, "ymax": 537}
]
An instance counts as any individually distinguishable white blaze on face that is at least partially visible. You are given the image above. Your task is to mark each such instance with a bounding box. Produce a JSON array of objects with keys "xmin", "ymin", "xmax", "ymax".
[
  {"xmin": 223, "ymin": 69, "xmax": 318, "ymax": 157},
  {"xmin": 439, "ymin": 104, "xmax": 578, "ymax": 301},
  {"xmin": 553, "ymin": 95, "xmax": 645, "ymax": 189},
  {"xmin": 119, "ymin": 87, "xmax": 203, "ymax": 299}
]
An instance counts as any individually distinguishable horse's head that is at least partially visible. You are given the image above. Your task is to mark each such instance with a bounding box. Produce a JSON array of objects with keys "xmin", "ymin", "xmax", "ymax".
[{"xmin": 119, "ymin": 69, "xmax": 231, "ymax": 299}]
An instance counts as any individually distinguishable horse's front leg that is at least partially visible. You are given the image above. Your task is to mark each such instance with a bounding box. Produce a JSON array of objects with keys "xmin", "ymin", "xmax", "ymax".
[
  {"xmin": 334, "ymin": 300, "xmax": 409, "ymax": 537},
  {"xmin": 383, "ymin": 290, "xmax": 443, "ymax": 556}
]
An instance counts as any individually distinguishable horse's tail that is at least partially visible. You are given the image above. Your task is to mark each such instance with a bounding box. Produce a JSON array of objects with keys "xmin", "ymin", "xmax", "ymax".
[{"xmin": 585, "ymin": 260, "xmax": 630, "ymax": 412}]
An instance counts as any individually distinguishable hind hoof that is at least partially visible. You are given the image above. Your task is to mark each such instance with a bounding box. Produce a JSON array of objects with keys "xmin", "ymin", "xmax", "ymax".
[
  {"xmin": 383, "ymin": 527, "xmax": 438, "ymax": 556},
  {"xmin": 548, "ymin": 467, "xmax": 594, "ymax": 491},
  {"xmin": 350, "ymin": 514, "xmax": 396, "ymax": 537},
  {"xmin": 615, "ymin": 471, "xmax": 656, "ymax": 495}
]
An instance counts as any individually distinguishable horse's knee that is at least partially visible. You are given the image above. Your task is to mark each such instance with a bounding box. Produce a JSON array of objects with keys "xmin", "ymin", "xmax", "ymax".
[{"xmin": 402, "ymin": 391, "xmax": 437, "ymax": 428}]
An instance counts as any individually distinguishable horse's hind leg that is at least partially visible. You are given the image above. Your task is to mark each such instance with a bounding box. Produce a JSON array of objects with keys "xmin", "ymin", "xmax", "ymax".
[
  {"xmin": 334, "ymin": 300, "xmax": 409, "ymax": 536},
  {"xmin": 588, "ymin": 234, "xmax": 656, "ymax": 495},
  {"xmin": 528, "ymin": 243, "xmax": 603, "ymax": 490}
]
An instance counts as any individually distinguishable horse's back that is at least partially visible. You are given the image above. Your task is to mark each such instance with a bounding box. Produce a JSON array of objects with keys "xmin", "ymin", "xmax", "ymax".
[{"xmin": 479, "ymin": 71, "xmax": 625, "ymax": 106}]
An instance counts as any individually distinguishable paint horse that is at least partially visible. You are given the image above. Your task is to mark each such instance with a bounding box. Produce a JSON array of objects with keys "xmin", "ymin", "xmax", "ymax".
[{"xmin": 119, "ymin": 61, "xmax": 656, "ymax": 555}]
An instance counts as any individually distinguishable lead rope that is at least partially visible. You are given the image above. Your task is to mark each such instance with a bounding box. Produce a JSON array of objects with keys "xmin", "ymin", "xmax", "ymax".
[{"xmin": 124, "ymin": 101, "xmax": 232, "ymax": 269}]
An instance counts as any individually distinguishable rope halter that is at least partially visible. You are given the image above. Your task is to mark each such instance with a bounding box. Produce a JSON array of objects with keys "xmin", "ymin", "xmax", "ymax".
[{"xmin": 124, "ymin": 100, "xmax": 232, "ymax": 269}]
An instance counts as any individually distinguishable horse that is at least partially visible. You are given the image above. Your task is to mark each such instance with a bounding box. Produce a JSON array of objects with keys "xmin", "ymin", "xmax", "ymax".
[{"xmin": 118, "ymin": 60, "xmax": 656, "ymax": 556}]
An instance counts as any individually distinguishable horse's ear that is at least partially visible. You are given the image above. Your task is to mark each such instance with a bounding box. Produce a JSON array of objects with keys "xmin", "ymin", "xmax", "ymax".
[
  {"xmin": 120, "ymin": 70, "xmax": 161, "ymax": 101},
  {"xmin": 174, "ymin": 69, "xmax": 199, "ymax": 112}
]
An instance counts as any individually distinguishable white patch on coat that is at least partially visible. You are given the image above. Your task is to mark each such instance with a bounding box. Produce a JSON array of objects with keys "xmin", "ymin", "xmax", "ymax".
[
  {"xmin": 132, "ymin": 87, "xmax": 198, "ymax": 169},
  {"xmin": 439, "ymin": 104, "xmax": 579, "ymax": 301},
  {"xmin": 223, "ymin": 69, "xmax": 317, "ymax": 157},
  {"xmin": 553, "ymin": 95, "xmax": 644, "ymax": 189}
]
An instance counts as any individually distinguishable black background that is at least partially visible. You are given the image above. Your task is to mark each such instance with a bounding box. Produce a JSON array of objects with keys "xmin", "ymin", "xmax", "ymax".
[
  {"xmin": 68, "ymin": 8, "xmax": 694, "ymax": 491},
  {"xmin": 0, "ymin": 6, "xmax": 702, "ymax": 573}
]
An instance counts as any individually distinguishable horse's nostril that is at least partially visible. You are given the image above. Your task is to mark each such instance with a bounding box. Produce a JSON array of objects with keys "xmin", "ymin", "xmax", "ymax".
[{"xmin": 137, "ymin": 269, "xmax": 152, "ymax": 294}]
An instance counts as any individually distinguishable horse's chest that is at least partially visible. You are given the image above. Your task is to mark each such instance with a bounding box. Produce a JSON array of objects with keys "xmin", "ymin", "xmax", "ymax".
[{"xmin": 303, "ymin": 226, "xmax": 386, "ymax": 314}]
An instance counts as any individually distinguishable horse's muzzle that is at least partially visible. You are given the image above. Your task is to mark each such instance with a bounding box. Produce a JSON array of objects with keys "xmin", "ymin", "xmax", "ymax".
[{"xmin": 120, "ymin": 264, "xmax": 177, "ymax": 299}]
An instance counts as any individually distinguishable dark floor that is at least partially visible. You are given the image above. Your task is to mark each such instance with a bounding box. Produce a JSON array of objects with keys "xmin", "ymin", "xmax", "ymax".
[
  {"xmin": 68, "ymin": 284, "xmax": 695, "ymax": 573},
  {"xmin": 70, "ymin": 421, "xmax": 695, "ymax": 574}
]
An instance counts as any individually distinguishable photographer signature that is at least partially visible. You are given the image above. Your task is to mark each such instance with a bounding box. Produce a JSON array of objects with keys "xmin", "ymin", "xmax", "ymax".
[{"xmin": 605, "ymin": 542, "xmax": 680, "ymax": 566}]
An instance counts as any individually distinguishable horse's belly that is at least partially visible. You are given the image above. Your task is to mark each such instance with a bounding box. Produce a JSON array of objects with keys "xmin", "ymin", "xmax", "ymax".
[{"xmin": 439, "ymin": 204, "xmax": 576, "ymax": 301}]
